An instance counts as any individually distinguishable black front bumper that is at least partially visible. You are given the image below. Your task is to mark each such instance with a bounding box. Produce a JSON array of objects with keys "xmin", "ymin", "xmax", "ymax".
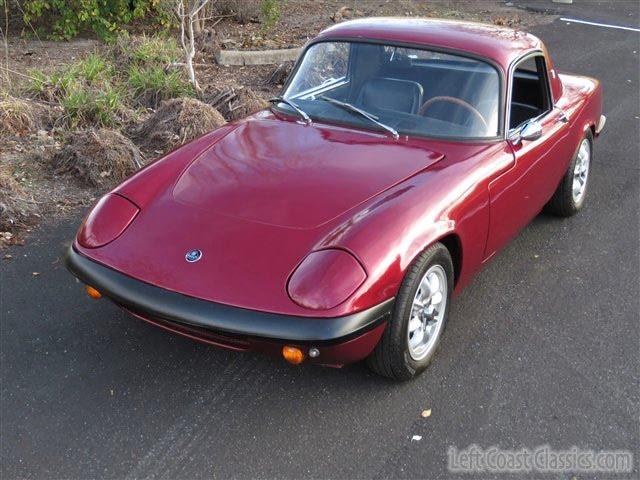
[{"xmin": 65, "ymin": 246, "xmax": 394, "ymax": 344}]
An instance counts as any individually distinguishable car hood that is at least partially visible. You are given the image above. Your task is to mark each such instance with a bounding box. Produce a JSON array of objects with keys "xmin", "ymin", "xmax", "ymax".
[
  {"xmin": 78, "ymin": 116, "xmax": 445, "ymax": 316},
  {"xmin": 172, "ymin": 117, "xmax": 443, "ymax": 229}
]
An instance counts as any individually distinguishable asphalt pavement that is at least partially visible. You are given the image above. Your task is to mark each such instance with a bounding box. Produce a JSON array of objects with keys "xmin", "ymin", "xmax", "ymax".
[{"xmin": 1, "ymin": 2, "xmax": 639, "ymax": 479}]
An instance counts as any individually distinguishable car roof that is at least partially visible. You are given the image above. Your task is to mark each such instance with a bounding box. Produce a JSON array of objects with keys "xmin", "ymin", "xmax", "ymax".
[{"xmin": 315, "ymin": 18, "xmax": 544, "ymax": 71}]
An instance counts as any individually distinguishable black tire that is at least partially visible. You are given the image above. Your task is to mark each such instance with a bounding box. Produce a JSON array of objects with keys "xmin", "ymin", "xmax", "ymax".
[
  {"xmin": 546, "ymin": 131, "xmax": 593, "ymax": 217},
  {"xmin": 367, "ymin": 242, "xmax": 454, "ymax": 381}
]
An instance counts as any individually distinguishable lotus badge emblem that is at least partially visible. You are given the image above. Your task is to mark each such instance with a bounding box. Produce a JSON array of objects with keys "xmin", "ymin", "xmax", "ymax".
[{"xmin": 185, "ymin": 249, "xmax": 203, "ymax": 263}]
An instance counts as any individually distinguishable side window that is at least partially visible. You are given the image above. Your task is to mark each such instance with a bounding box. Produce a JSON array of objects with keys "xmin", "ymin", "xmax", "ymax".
[{"xmin": 509, "ymin": 55, "xmax": 552, "ymax": 129}]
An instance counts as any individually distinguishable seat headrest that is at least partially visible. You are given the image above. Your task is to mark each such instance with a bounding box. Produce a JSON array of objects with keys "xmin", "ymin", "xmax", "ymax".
[{"xmin": 357, "ymin": 77, "xmax": 424, "ymax": 115}]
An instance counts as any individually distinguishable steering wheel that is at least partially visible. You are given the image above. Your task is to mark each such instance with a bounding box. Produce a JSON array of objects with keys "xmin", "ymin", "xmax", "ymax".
[{"xmin": 419, "ymin": 96, "xmax": 488, "ymax": 131}]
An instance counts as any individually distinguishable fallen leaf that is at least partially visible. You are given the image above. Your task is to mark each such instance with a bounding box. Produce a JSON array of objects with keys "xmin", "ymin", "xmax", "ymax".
[
  {"xmin": 421, "ymin": 409, "xmax": 432, "ymax": 418},
  {"xmin": 32, "ymin": 272, "xmax": 40, "ymax": 276},
  {"xmin": 3, "ymin": 254, "xmax": 12, "ymax": 260},
  {"xmin": 411, "ymin": 435, "xmax": 422, "ymax": 442}
]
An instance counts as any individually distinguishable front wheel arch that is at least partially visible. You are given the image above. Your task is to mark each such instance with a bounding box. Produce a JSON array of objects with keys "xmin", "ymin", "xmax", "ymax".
[
  {"xmin": 367, "ymin": 241, "xmax": 454, "ymax": 380},
  {"xmin": 437, "ymin": 233, "xmax": 462, "ymax": 288},
  {"xmin": 403, "ymin": 231, "xmax": 462, "ymax": 291}
]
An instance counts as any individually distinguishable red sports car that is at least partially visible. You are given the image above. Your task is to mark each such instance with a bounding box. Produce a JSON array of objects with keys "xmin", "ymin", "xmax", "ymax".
[{"xmin": 66, "ymin": 18, "xmax": 605, "ymax": 380}]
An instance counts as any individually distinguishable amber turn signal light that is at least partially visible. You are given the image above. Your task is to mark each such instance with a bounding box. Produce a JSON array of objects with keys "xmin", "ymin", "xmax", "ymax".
[
  {"xmin": 85, "ymin": 285, "xmax": 102, "ymax": 299},
  {"xmin": 282, "ymin": 346, "xmax": 305, "ymax": 365}
]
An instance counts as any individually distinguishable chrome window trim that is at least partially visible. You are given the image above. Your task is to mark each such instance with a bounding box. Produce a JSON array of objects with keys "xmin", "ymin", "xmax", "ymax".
[{"xmin": 505, "ymin": 50, "xmax": 555, "ymax": 139}]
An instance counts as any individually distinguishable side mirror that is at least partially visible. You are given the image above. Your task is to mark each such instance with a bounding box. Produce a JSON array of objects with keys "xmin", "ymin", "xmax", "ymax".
[
  {"xmin": 521, "ymin": 120, "xmax": 542, "ymax": 141},
  {"xmin": 511, "ymin": 120, "xmax": 542, "ymax": 145}
]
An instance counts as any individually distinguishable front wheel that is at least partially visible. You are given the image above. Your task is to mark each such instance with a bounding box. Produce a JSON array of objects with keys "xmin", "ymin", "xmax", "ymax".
[
  {"xmin": 546, "ymin": 131, "xmax": 593, "ymax": 217},
  {"xmin": 367, "ymin": 243, "xmax": 453, "ymax": 381}
]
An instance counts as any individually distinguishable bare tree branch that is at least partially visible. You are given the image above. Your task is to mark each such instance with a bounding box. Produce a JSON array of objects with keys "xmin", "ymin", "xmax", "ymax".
[
  {"xmin": 1, "ymin": 0, "xmax": 11, "ymax": 90},
  {"xmin": 192, "ymin": 0, "xmax": 210, "ymax": 18},
  {"xmin": 175, "ymin": 0, "xmax": 213, "ymax": 92}
]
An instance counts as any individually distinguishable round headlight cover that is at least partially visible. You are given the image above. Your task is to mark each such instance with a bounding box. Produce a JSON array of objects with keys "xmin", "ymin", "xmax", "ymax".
[
  {"xmin": 287, "ymin": 249, "xmax": 367, "ymax": 310},
  {"xmin": 78, "ymin": 194, "xmax": 139, "ymax": 248}
]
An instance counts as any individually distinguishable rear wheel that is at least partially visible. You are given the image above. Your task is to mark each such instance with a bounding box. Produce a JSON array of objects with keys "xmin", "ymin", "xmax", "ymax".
[
  {"xmin": 367, "ymin": 243, "xmax": 453, "ymax": 380},
  {"xmin": 546, "ymin": 131, "xmax": 593, "ymax": 217}
]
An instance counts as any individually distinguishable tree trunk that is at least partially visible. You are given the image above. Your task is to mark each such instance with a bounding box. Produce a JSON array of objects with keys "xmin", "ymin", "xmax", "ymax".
[
  {"xmin": 192, "ymin": 9, "xmax": 202, "ymax": 35},
  {"xmin": 187, "ymin": 9, "xmax": 200, "ymax": 91},
  {"xmin": 177, "ymin": 0, "xmax": 210, "ymax": 92}
]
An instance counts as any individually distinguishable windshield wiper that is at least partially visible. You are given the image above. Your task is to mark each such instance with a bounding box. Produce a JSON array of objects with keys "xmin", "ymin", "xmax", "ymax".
[
  {"xmin": 316, "ymin": 95, "xmax": 399, "ymax": 139},
  {"xmin": 269, "ymin": 97, "xmax": 311, "ymax": 124}
]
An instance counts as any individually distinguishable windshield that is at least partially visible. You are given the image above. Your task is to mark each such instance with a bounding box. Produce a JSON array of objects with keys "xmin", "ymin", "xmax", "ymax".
[{"xmin": 281, "ymin": 41, "xmax": 501, "ymax": 139}]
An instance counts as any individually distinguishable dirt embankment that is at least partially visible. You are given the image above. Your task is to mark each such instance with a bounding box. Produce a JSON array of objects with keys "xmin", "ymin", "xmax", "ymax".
[{"xmin": 0, "ymin": 1, "xmax": 555, "ymax": 248}]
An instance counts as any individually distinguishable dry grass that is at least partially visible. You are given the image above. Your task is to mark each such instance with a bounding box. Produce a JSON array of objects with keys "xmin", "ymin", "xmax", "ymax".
[
  {"xmin": 133, "ymin": 97, "xmax": 226, "ymax": 151},
  {"xmin": 0, "ymin": 95, "xmax": 51, "ymax": 137},
  {"xmin": 53, "ymin": 128, "xmax": 144, "ymax": 190},
  {"xmin": 208, "ymin": 86, "xmax": 269, "ymax": 121},
  {"xmin": 0, "ymin": 164, "xmax": 40, "ymax": 245},
  {"xmin": 226, "ymin": 87, "xmax": 269, "ymax": 121},
  {"xmin": 213, "ymin": 0, "xmax": 260, "ymax": 24}
]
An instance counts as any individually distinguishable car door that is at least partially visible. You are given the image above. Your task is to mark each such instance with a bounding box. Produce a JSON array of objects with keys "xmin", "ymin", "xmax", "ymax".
[{"xmin": 484, "ymin": 53, "xmax": 572, "ymax": 259}]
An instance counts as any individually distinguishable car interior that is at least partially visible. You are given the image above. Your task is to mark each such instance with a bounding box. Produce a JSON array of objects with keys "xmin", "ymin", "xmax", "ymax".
[
  {"xmin": 348, "ymin": 43, "xmax": 499, "ymax": 136},
  {"xmin": 356, "ymin": 77, "xmax": 424, "ymax": 115},
  {"xmin": 286, "ymin": 43, "xmax": 555, "ymax": 139},
  {"xmin": 287, "ymin": 42, "xmax": 501, "ymax": 138},
  {"xmin": 509, "ymin": 55, "xmax": 552, "ymax": 129}
]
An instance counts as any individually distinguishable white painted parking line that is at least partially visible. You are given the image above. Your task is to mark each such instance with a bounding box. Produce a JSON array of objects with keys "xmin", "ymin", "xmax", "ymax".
[{"xmin": 560, "ymin": 17, "xmax": 640, "ymax": 33}]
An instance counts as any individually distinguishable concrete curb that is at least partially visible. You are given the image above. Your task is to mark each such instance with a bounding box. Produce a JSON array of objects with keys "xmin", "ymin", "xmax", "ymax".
[{"xmin": 215, "ymin": 48, "xmax": 301, "ymax": 66}]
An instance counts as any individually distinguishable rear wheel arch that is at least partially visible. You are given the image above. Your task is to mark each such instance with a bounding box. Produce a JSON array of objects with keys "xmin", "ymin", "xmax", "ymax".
[
  {"xmin": 581, "ymin": 119, "xmax": 596, "ymax": 139},
  {"xmin": 545, "ymin": 129, "xmax": 593, "ymax": 216}
]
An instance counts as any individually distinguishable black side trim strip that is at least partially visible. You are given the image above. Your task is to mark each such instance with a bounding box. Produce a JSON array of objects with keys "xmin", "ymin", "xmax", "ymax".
[{"xmin": 65, "ymin": 246, "xmax": 394, "ymax": 344}]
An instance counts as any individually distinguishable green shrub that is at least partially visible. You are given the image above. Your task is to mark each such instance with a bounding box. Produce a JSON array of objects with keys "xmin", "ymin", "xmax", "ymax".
[
  {"xmin": 26, "ymin": 52, "xmax": 126, "ymax": 126},
  {"xmin": 130, "ymin": 36, "xmax": 181, "ymax": 66},
  {"xmin": 49, "ymin": 69, "xmax": 75, "ymax": 93},
  {"xmin": 94, "ymin": 85, "xmax": 127, "ymax": 126},
  {"xmin": 26, "ymin": 53, "xmax": 114, "ymax": 99},
  {"xmin": 25, "ymin": 70, "xmax": 49, "ymax": 98},
  {"xmin": 26, "ymin": 67, "xmax": 76, "ymax": 101},
  {"xmin": 118, "ymin": 35, "xmax": 192, "ymax": 106},
  {"xmin": 260, "ymin": 0, "xmax": 281, "ymax": 32},
  {"xmin": 60, "ymin": 84, "xmax": 92, "ymax": 125},
  {"xmin": 22, "ymin": 0, "xmax": 174, "ymax": 41},
  {"xmin": 75, "ymin": 53, "xmax": 113, "ymax": 83},
  {"xmin": 25, "ymin": 34, "xmax": 194, "ymax": 125},
  {"xmin": 128, "ymin": 65, "xmax": 194, "ymax": 107},
  {"xmin": 61, "ymin": 83, "xmax": 127, "ymax": 127}
]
